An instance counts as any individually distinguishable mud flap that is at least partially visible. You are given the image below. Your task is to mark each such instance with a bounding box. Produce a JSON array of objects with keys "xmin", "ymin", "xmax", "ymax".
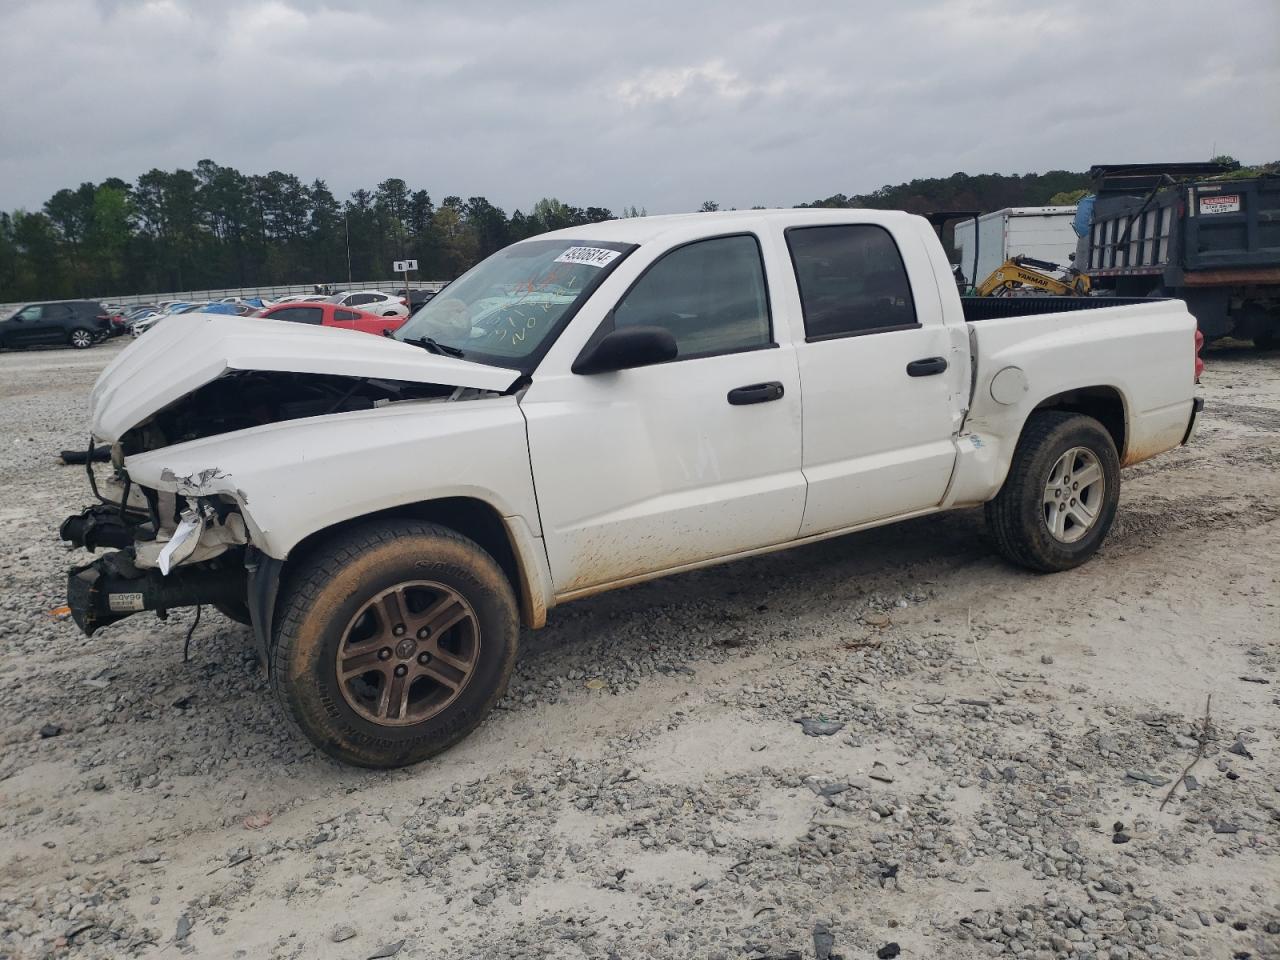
[
  {"xmin": 1181, "ymin": 397, "xmax": 1204, "ymax": 445},
  {"xmin": 246, "ymin": 548, "xmax": 284, "ymax": 674}
]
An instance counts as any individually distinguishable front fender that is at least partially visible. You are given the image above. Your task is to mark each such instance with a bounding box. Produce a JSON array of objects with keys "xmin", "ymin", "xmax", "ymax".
[{"xmin": 124, "ymin": 396, "xmax": 540, "ymax": 560}]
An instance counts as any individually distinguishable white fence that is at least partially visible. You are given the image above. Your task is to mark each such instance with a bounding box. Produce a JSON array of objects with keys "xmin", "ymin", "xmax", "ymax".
[{"xmin": 2, "ymin": 279, "xmax": 449, "ymax": 315}]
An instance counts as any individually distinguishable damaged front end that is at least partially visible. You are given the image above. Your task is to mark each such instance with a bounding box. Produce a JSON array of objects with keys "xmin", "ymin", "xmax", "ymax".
[
  {"xmin": 60, "ymin": 368, "xmax": 455, "ymax": 645},
  {"xmin": 61, "ymin": 447, "xmax": 254, "ymax": 637},
  {"xmin": 60, "ymin": 312, "xmax": 522, "ymax": 652}
]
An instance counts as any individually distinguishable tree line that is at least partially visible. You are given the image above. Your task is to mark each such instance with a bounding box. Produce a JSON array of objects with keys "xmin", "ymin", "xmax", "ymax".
[
  {"xmin": 1, "ymin": 161, "xmax": 1104, "ymax": 302},
  {"xmin": 0, "ymin": 161, "xmax": 623, "ymax": 302},
  {"xmin": 797, "ymin": 169, "xmax": 1095, "ymax": 213}
]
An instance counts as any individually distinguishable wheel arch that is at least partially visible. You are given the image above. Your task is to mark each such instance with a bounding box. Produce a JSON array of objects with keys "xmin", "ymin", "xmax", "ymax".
[
  {"xmin": 252, "ymin": 497, "xmax": 548, "ymax": 671},
  {"xmin": 1028, "ymin": 384, "xmax": 1128, "ymax": 462},
  {"xmin": 295, "ymin": 497, "xmax": 544, "ymax": 626}
]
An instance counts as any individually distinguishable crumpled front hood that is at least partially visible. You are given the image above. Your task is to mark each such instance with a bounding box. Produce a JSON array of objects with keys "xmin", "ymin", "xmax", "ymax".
[{"xmin": 89, "ymin": 313, "xmax": 520, "ymax": 442}]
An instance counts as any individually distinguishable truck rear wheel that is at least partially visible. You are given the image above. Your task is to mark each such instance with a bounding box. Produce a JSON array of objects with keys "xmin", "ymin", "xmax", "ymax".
[
  {"xmin": 985, "ymin": 412, "xmax": 1120, "ymax": 572},
  {"xmin": 271, "ymin": 520, "xmax": 518, "ymax": 768}
]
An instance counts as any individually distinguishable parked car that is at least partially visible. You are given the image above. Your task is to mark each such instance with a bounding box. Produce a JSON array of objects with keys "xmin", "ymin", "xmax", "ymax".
[
  {"xmin": 187, "ymin": 302, "xmax": 257, "ymax": 316},
  {"xmin": 60, "ymin": 209, "xmax": 1201, "ymax": 768},
  {"xmin": 398, "ymin": 288, "xmax": 439, "ymax": 310},
  {"xmin": 128, "ymin": 312, "xmax": 165, "ymax": 337},
  {"xmin": 257, "ymin": 301, "xmax": 408, "ymax": 336},
  {"xmin": 1, "ymin": 301, "xmax": 112, "ymax": 349},
  {"xmin": 129, "ymin": 302, "xmax": 209, "ymax": 337},
  {"xmin": 329, "ymin": 290, "xmax": 409, "ymax": 317},
  {"xmin": 267, "ymin": 294, "xmax": 332, "ymax": 306},
  {"xmin": 121, "ymin": 304, "xmax": 158, "ymax": 321}
]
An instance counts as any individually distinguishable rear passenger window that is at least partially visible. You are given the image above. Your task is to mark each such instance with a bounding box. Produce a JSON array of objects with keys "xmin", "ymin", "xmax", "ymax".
[
  {"xmin": 613, "ymin": 234, "xmax": 771, "ymax": 358},
  {"xmin": 272, "ymin": 307, "xmax": 324, "ymax": 325},
  {"xmin": 786, "ymin": 225, "xmax": 917, "ymax": 340}
]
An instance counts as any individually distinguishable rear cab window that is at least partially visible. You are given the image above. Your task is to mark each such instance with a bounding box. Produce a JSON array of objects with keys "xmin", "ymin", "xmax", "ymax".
[{"xmin": 785, "ymin": 225, "xmax": 918, "ymax": 340}]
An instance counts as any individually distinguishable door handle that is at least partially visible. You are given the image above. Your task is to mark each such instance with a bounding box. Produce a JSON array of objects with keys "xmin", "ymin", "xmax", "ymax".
[
  {"xmin": 727, "ymin": 381, "xmax": 785, "ymax": 405},
  {"xmin": 906, "ymin": 357, "xmax": 948, "ymax": 377}
]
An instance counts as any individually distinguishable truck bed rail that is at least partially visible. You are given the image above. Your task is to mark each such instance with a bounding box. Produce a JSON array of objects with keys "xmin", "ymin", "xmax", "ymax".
[{"xmin": 961, "ymin": 296, "xmax": 1165, "ymax": 323}]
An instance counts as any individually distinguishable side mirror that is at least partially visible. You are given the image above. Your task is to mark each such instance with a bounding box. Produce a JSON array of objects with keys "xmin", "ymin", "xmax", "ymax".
[{"xmin": 573, "ymin": 325, "xmax": 678, "ymax": 375}]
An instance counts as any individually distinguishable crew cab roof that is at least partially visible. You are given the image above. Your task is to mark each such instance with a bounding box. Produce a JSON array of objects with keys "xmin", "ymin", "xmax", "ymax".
[{"xmin": 535, "ymin": 207, "xmax": 923, "ymax": 247}]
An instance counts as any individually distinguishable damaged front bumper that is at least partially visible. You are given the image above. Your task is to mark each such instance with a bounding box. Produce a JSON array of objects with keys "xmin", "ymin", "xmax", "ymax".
[
  {"xmin": 61, "ymin": 491, "xmax": 250, "ymax": 636},
  {"xmin": 60, "ymin": 455, "xmax": 281, "ymax": 666},
  {"xmin": 65, "ymin": 549, "xmax": 245, "ymax": 636}
]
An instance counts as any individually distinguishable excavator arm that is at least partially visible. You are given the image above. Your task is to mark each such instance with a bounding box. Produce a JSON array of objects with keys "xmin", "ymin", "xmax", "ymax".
[{"xmin": 975, "ymin": 255, "xmax": 1091, "ymax": 297}]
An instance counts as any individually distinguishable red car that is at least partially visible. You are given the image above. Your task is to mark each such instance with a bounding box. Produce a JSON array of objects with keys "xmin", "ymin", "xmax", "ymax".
[{"xmin": 257, "ymin": 301, "xmax": 408, "ymax": 336}]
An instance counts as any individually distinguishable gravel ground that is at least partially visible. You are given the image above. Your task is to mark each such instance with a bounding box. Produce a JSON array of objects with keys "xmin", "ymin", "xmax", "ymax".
[{"xmin": 1, "ymin": 338, "xmax": 1277, "ymax": 960}]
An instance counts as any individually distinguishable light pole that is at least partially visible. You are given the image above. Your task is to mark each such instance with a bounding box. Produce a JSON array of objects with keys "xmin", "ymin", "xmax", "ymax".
[{"xmin": 344, "ymin": 207, "xmax": 353, "ymax": 285}]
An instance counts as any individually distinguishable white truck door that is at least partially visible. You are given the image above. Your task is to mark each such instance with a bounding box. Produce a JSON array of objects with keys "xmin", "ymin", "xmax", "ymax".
[
  {"xmin": 780, "ymin": 220, "xmax": 965, "ymax": 536},
  {"xmin": 521, "ymin": 232, "xmax": 805, "ymax": 597}
]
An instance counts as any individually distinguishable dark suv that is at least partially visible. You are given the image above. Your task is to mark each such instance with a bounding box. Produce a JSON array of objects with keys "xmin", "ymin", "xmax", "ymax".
[{"xmin": 0, "ymin": 301, "xmax": 112, "ymax": 350}]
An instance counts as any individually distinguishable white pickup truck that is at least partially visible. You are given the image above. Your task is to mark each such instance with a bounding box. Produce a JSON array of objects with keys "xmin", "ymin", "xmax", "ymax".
[{"xmin": 61, "ymin": 209, "xmax": 1202, "ymax": 767}]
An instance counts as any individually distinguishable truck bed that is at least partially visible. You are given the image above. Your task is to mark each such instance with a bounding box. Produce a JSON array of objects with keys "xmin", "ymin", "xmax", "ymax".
[{"xmin": 960, "ymin": 296, "xmax": 1163, "ymax": 323}]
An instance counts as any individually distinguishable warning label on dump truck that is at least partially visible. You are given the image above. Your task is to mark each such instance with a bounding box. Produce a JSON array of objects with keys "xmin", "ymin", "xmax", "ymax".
[
  {"xmin": 1200, "ymin": 195, "xmax": 1240, "ymax": 215},
  {"xmin": 553, "ymin": 246, "xmax": 621, "ymax": 268}
]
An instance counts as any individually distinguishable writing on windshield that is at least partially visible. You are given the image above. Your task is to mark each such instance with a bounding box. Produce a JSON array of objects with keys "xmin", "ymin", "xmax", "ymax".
[{"xmin": 395, "ymin": 238, "xmax": 631, "ymax": 365}]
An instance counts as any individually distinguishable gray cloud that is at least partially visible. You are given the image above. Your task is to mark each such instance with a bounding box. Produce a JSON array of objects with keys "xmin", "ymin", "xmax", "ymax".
[{"xmin": 1, "ymin": 0, "xmax": 1277, "ymax": 214}]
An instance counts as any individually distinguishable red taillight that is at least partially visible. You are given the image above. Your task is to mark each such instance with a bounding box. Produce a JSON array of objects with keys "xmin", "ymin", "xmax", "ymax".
[{"xmin": 1193, "ymin": 328, "xmax": 1204, "ymax": 381}]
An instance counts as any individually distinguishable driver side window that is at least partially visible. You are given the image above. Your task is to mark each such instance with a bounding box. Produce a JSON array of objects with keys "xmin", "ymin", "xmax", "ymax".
[{"xmin": 613, "ymin": 234, "xmax": 771, "ymax": 359}]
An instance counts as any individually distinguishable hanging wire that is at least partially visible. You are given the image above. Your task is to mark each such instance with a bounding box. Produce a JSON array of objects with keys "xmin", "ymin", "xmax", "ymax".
[{"xmin": 183, "ymin": 605, "xmax": 202, "ymax": 662}]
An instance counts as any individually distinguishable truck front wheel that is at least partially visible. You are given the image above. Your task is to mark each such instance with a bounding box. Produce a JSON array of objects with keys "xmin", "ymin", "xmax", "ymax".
[
  {"xmin": 271, "ymin": 520, "xmax": 518, "ymax": 768},
  {"xmin": 985, "ymin": 412, "xmax": 1121, "ymax": 572}
]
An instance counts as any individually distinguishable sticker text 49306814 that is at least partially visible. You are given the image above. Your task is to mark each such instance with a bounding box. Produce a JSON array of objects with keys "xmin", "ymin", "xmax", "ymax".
[{"xmin": 553, "ymin": 246, "xmax": 621, "ymax": 268}]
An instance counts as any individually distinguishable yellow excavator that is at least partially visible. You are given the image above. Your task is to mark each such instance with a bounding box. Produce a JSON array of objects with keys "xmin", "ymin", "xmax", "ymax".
[{"xmin": 975, "ymin": 255, "xmax": 1091, "ymax": 297}]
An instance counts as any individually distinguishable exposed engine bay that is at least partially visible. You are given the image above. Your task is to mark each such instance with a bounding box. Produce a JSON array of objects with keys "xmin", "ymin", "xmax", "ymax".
[
  {"xmin": 119, "ymin": 370, "xmax": 457, "ymax": 455},
  {"xmin": 63, "ymin": 370, "xmax": 475, "ymax": 640}
]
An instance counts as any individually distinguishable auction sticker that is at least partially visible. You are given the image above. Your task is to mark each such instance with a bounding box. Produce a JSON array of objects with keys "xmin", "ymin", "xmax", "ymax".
[
  {"xmin": 554, "ymin": 246, "xmax": 621, "ymax": 268},
  {"xmin": 1200, "ymin": 194, "xmax": 1240, "ymax": 215}
]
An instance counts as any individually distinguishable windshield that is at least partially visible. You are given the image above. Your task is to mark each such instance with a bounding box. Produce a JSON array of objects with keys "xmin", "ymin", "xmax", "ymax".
[{"xmin": 394, "ymin": 238, "xmax": 632, "ymax": 369}]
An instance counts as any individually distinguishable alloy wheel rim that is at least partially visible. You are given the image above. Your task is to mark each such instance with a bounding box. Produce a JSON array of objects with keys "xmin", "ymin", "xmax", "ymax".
[
  {"xmin": 335, "ymin": 580, "xmax": 480, "ymax": 726},
  {"xmin": 1042, "ymin": 446, "xmax": 1105, "ymax": 544},
  {"xmin": 72, "ymin": 331, "xmax": 91, "ymax": 347}
]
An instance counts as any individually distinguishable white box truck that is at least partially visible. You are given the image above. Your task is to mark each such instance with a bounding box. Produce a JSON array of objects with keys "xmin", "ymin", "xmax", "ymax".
[{"xmin": 954, "ymin": 206, "xmax": 1079, "ymax": 289}]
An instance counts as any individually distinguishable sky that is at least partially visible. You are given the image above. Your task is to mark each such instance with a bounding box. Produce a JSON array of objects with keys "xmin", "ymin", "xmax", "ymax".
[{"xmin": 1, "ymin": 0, "xmax": 1277, "ymax": 215}]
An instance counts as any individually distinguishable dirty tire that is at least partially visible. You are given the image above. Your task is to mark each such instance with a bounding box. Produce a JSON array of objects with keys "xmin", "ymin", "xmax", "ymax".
[
  {"xmin": 272, "ymin": 520, "xmax": 518, "ymax": 768},
  {"xmin": 68, "ymin": 327, "xmax": 94, "ymax": 349},
  {"xmin": 985, "ymin": 411, "xmax": 1120, "ymax": 573}
]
